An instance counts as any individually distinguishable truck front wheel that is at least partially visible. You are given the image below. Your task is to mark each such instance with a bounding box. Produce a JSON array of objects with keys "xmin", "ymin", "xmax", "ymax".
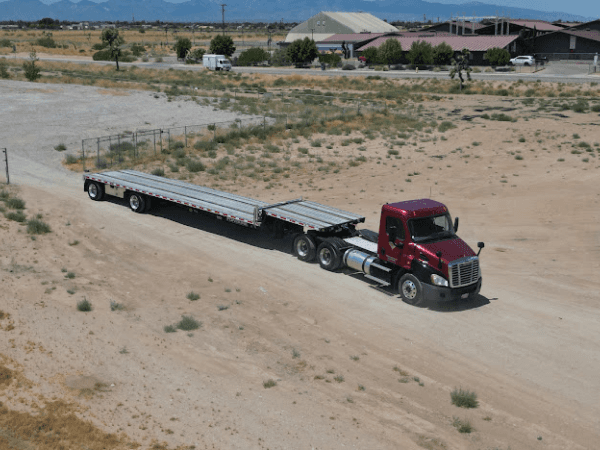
[
  {"xmin": 294, "ymin": 234, "xmax": 316, "ymax": 262},
  {"xmin": 317, "ymin": 242, "xmax": 341, "ymax": 271},
  {"xmin": 398, "ymin": 274, "xmax": 425, "ymax": 306},
  {"xmin": 88, "ymin": 182, "xmax": 104, "ymax": 201},
  {"xmin": 129, "ymin": 193, "xmax": 146, "ymax": 213}
]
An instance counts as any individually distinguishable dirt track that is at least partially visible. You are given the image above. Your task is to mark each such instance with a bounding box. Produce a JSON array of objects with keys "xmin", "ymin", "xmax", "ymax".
[{"xmin": 1, "ymin": 79, "xmax": 599, "ymax": 449}]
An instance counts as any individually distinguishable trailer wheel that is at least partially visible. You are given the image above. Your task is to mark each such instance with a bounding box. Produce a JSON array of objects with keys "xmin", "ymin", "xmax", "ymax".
[
  {"xmin": 294, "ymin": 234, "xmax": 316, "ymax": 262},
  {"xmin": 398, "ymin": 274, "xmax": 425, "ymax": 306},
  {"xmin": 129, "ymin": 193, "xmax": 146, "ymax": 213},
  {"xmin": 88, "ymin": 182, "xmax": 104, "ymax": 201},
  {"xmin": 317, "ymin": 242, "xmax": 341, "ymax": 271}
]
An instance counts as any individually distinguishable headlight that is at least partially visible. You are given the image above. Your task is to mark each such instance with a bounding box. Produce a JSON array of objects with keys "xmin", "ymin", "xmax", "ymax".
[{"xmin": 431, "ymin": 274, "xmax": 448, "ymax": 287}]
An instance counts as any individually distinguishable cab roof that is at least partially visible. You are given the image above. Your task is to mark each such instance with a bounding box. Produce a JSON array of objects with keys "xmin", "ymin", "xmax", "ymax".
[{"xmin": 384, "ymin": 199, "xmax": 448, "ymax": 219}]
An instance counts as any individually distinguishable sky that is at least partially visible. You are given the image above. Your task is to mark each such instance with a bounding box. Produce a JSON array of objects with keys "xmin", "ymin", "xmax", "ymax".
[{"xmin": 31, "ymin": 0, "xmax": 599, "ymax": 20}]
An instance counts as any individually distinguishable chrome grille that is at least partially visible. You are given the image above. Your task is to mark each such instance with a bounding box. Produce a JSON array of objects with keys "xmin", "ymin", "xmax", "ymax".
[{"xmin": 449, "ymin": 257, "xmax": 480, "ymax": 288}]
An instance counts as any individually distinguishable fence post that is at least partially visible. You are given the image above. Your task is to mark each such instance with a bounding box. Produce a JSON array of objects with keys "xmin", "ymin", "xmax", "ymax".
[
  {"xmin": 2, "ymin": 148, "xmax": 8, "ymax": 185},
  {"xmin": 184, "ymin": 126, "xmax": 187, "ymax": 147},
  {"xmin": 81, "ymin": 141, "xmax": 85, "ymax": 173},
  {"xmin": 263, "ymin": 116, "xmax": 266, "ymax": 131},
  {"xmin": 159, "ymin": 130, "xmax": 163, "ymax": 154},
  {"xmin": 97, "ymin": 138, "xmax": 100, "ymax": 166},
  {"xmin": 134, "ymin": 132, "xmax": 138, "ymax": 159},
  {"xmin": 213, "ymin": 124, "xmax": 216, "ymax": 142},
  {"xmin": 153, "ymin": 131, "xmax": 156, "ymax": 156}
]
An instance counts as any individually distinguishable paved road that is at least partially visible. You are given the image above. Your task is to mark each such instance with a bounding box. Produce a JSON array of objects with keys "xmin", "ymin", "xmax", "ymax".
[{"xmin": 12, "ymin": 54, "xmax": 600, "ymax": 84}]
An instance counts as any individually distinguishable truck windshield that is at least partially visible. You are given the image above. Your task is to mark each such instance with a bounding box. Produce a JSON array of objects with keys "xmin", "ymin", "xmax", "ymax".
[
  {"xmin": 409, "ymin": 214, "xmax": 454, "ymax": 243},
  {"xmin": 220, "ymin": 60, "xmax": 230, "ymax": 64}
]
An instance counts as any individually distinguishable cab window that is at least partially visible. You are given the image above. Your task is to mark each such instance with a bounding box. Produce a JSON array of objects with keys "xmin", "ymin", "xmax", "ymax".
[{"xmin": 385, "ymin": 217, "xmax": 404, "ymax": 242}]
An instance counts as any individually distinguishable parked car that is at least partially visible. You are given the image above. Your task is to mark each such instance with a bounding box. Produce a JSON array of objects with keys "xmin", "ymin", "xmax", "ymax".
[{"xmin": 510, "ymin": 55, "xmax": 535, "ymax": 66}]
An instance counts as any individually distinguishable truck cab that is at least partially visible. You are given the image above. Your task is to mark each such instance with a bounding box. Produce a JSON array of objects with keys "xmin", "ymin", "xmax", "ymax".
[{"xmin": 376, "ymin": 199, "xmax": 482, "ymax": 304}]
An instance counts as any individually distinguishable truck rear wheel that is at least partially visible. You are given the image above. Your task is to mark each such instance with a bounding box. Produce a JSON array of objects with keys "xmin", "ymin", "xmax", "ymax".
[
  {"xmin": 129, "ymin": 193, "xmax": 146, "ymax": 213},
  {"xmin": 88, "ymin": 182, "xmax": 104, "ymax": 201},
  {"xmin": 317, "ymin": 242, "xmax": 341, "ymax": 271},
  {"xmin": 398, "ymin": 273, "xmax": 425, "ymax": 306},
  {"xmin": 294, "ymin": 234, "xmax": 316, "ymax": 262}
]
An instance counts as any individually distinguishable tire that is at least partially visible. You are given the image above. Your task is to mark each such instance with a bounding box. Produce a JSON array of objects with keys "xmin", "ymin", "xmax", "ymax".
[
  {"xmin": 317, "ymin": 241, "xmax": 341, "ymax": 271},
  {"xmin": 398, "ymin": 273, "xmax": 425, "ymax": 306},
  {"xmin": 88, "ymin": 182, "xmax": 104, "ymax": 201},
  {"xmin": 294, "ymin": 234, "xmax": 316, "ymax": 262},
  {"xmin": 524, "ymin": 62, "xmax": 530, "ymax": 67},
  {"xmin": 129, "ymin": 193, "xmax": 146, "ymax": 213},
  {"xmin": 144, "ymin": 196, "xmax": 152, "ymax": 213}
]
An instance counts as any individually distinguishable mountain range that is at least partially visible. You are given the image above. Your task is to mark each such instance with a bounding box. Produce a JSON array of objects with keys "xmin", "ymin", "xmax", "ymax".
[{"xmin": 0, "ymin": 0, "xmax": 592, "ymax": 23}]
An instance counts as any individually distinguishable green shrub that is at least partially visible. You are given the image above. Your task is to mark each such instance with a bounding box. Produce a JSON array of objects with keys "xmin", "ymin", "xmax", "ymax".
[
  {"xmin": 130, "ymin": 43, "xmax": 145, "ymax": 57},
  {"xmin": 77, "ymin": 298, "xmax": 92, "ymax": 312},
  {"xmin": 164, "ymin": 325, "xmax": 177, "ymax": 333},
  {"xmin": 186, "ymin": 160, "xmax": 206, "ymax": 173},
  {"xmin": 35, "ymin": 36, "xmax": 56, "ymax": 48},
  {"xmin": 263, "ymin": 379, "xmax": 277, "ymax": 388},
  {"xmin": 194, "ymin": 140, "xmax": 216, "ymax": 151},
  {"xmin": 6, "ymin": 197, "xmax": 25, "ymax": 209},
  {"xmin": 151, "ymin": 168, "xmax": 165, "ymax": 176},
  {"xmin": 451, "ymin": 417, "xmax": 473, "ymax": 433},
  {"xmin": 4, "ymin": 211, "xmax": 26, "ymax": 222},
  {"xmin": 23, "ymin": 51, "xmax": 41, "ymax": 82},
  {"xmin": 450, "ymin": 388, "xmax": 479, "ymax": 408},
  {"xmin": 0, "ymin": 39, "xmax": 11, "ymax": 48},
  {"xmin": 238, "ymin": 47, "xmax": 270, "ymax": 66},
  {"xmin": 64, "ymin": 154, "xmax": 78, "ymax": 165},
  {"xmin": 438, "ymin": 121, "xmax": 456, "ymax": 133},
  {"xmin": 27, "ymin": 218, "xmax": 51, "ymax": 234},
  {"xmin": 54, "ymin": 143, "xmax": 66, "ymax": 151},
  {"xmin": 0, "ymin": 58, "xmax": 10, "ymax": 79},
  {"xmin": 186, "ymin": 291, "xmax": 200, "ymax": 301},
  {"xmin": 176, "ymin": 315, "xmax": 201, "ymax": 331}
]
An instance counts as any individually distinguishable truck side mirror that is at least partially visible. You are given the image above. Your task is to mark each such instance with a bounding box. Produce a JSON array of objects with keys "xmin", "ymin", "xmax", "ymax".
[
  {"xmin": 453, "ymin": 217, "xmax": 459, "ymax": 233},
  {"xmin": 477, "ymin": 241, "xmax": 484, "ymax": 256},
  {"xmin": 394, "ymin": 238, "xmax": 404, "ymax": 248}
]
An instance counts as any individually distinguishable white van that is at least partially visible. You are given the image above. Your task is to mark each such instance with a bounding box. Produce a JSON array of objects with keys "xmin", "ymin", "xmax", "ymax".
[{"xmin": 203, "ymin": 54, "xmax": 232, "ymax": 71}]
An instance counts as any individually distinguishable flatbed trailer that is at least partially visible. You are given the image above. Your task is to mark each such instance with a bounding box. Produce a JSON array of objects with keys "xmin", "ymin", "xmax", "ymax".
[
  {"xmin": 83, "ymin": 170, "xmax": 365, "ymax": 232},
  {"xmin": 84, "ymin": 170, "xmax": 483, "ymax": 305}
]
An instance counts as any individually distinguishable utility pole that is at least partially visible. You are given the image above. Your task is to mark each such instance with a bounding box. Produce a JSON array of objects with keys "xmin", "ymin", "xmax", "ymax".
[
  {"xmin": 221, "ymin": 4, "xmax": 226, "ymax": 36},
  {"xmin": 310, "ymin": 28, "xmax": 314, "ymax": 40}
]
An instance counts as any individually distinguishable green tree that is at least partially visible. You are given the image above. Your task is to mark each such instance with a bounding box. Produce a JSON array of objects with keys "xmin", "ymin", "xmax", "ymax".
[
  {"xmin": 484, "ymin": 47, "xmax": 510, "ymax": 66},
  {"xmin": 377, "ymin": 39, "xmax": 402, "ymax": 67},
  {"xmin": 433, "ymin": 42, "xmax": 453, "ymax": 65},
  {"xmin": 407, "ymin": 40, "xmax": 434, "ymax": 66},
  {"xmin": 449, "ymin": 48, "xmax": 472, "ymax": 91},
  {"xmin": 237, "ymin": 47, "xmax": 270, "ymax": 66},
  {"xmin": 23, "ymin": 51, "xmax": 41, "ymax": 82},
  {"xmin": 209, "ymin": 35, "xmax": 235, "ymax": 58},
  {"xmin": 318, "ymin": 51, "xmax": 341, "ymax": 67},
  {"xmin": 187, "ymin": 48, "xmax": 205, "ymax": 63},
  {"xmin": 286, "ymin": 38, "xmax": 318, "ymax": 67},
  {"xmin": 271, "ymin": 48, "xmax": 291, "ymax": 66},
  {"xmin": 361, "ymin": 47, "xmax": 379, "ymax": 65},
  {"xmin": 173, "ymin": 37, "xmax": 191, "ymax": 59},
  {"xmin": 101, "ymin": 29, "xmax": 125, "ymax": 71}
]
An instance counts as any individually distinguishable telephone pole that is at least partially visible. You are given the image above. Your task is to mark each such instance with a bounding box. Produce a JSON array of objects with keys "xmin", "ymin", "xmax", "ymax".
[{"xmin": 221, "ymin": 4, "xmax": 226, "ymax": 35}]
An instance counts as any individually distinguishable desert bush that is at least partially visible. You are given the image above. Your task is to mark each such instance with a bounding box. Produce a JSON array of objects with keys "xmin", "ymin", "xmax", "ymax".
[
  {"xmin": 77, "ymin": 298, "xmax": 92, "ymax": 312},
  {"xmin": 151, "ymin": 168, "xmax": 165, "ymax": 176},
  {"xmin": 23, "ymin": 51, "xmax": 41, "ymax": 82},
  {"xmin": 378, "ymin": 39, "xmax": 403, "ymax": 67},
  {"xmin": 407, "ymin": 40, "xmax": 434, "ymax": 66},
  {"xmin": 27, "ymin": 218, "xmax": 51, "ymax": 234},
  {"xmin": 0, "ymin": 39, "xmax": 11, "ymax": 48},
  {"xmin": 342, "ymin": 64, "xmax": 356, "ymax": 70},
  {"xmin": 485, "ymin": 47, "xmax": 510, "ymax": 66},
  {"xmin": 452, "ymin": 417, "xmax": 473, "ymax": 433},
  {"xmin": 263, "ymin": 379, "xmax": 277, "ymax": 388},
  {"xmin": 433, "ymin": 42, "xmax": 453, "ymax": 65},
  {"xmin": 173, "ymin": 37, "xmax": 191, "ymax": 59},
  {"xmin": 164, "ymin": 325, "xmax": 177, "ymax": 333},
  {"xmin": 6, "ymin": 197, "xmax": 25, "ymax": 209},
  {"xmin": 186, "ymin": 291, "xmax": 200, "ymax": 301},
  {"xmin": 54, "ymin": 143, "xmax": 66, "ymax": 151},
  {"xmin": 130, "ymin": 43, "xmax": 145, "ymax": 57},
  {"xmin": 0, "ymin": 58, "xmax": 9, "ymax": 79},
  {"xmin": 186, "ymin": 160, "xmax": 206, "ymax": 173},
  {"xmin": 64, "ymin": 154, "xmax": 78, "ymax": 165},
  {"xmin": 451, "ymin": 388, "xmax": 479, "ymax": 408},
  {"xmin": 36, "ymin": 36, "xmax": 56, "ymax": 48},
  {"xmin": 438, "ymin": 121, "xmax": 456, "ymax": 132},
  {"xmin": 4, "ymin": 211, "xmax": 26, "ymax": 222},
  {"xmin": 176, "ymin": 315, "xmax": 201, "ymax": 331},
  {"xmin": 271, "ymin": 48, "xmax": 291, "ymax": 66}
]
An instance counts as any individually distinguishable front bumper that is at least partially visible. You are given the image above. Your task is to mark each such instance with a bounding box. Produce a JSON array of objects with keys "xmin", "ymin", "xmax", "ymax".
[{"xmin": 422, "ymin": 277, "xmax": 482, "ymax": 302}]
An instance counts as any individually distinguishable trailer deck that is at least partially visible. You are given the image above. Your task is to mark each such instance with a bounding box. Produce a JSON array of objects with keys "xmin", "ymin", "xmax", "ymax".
[{"xmin": 84, "ymin": 170, "xmax": 365, "ymax": 232}]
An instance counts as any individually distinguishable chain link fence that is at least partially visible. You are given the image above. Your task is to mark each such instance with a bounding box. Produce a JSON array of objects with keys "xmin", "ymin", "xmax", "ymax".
[{"xmin": 80, "ymin": 90, "xmax": 387, "ymax": 172}]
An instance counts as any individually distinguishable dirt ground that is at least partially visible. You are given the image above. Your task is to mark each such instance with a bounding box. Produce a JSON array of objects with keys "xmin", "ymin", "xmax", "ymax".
[{"xmin": 1, "ymin": 79, "xmax": 599, "ymax": 450}]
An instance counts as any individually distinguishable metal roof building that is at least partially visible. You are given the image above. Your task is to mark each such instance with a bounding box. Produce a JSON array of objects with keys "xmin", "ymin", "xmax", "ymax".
[{"xmin": 284, "ymin": 12, "xmax": 398, "ymax": 44}]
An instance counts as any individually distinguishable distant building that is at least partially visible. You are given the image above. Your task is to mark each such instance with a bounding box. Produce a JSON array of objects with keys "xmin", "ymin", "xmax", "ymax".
[
  {"xmin": 421, "ymin": 21, "xmax": 486, "ymax": 35},
  {"xmin": 284, "ymin": 12, "xmax": 398, "ymax": 44},
  {"xmin": 476, "ymin": 19, "xmax": 563, "ymax": 36},
  {"xmin": 532, "ymin": 29, "xmax": 600, "ymax": 59},
  {"xmin": 317, "ymin": 33, "xmax": 386, "ymax": 58}
]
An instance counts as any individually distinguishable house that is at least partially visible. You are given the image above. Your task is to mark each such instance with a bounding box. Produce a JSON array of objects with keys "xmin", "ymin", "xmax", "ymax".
[{"xmin": 531, "ymin": 28, "xmax": 600, "ymax": 59}]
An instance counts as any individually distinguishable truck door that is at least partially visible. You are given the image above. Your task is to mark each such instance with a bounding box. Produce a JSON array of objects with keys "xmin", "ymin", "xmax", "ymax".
[{"xmin": 380, "ymin": 216, "xmax": 409, "ymax": 269}]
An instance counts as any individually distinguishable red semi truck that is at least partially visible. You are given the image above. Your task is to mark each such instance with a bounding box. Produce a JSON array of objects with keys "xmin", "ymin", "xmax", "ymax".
[{"xmin": 84, "ymin": 170, "xmax": 483, "ymax": 305}]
